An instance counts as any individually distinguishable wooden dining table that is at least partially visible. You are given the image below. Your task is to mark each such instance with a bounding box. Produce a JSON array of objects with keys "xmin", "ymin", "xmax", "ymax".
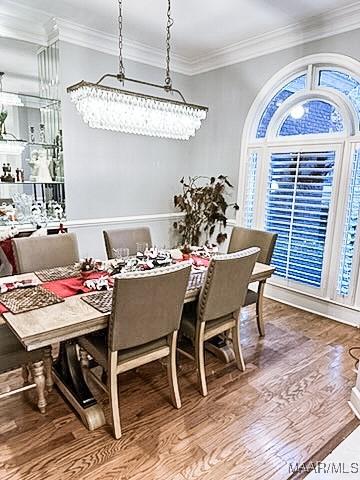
[{"xmin": 1, "ymin": 262, "xmax": 275, "ymax": 431}]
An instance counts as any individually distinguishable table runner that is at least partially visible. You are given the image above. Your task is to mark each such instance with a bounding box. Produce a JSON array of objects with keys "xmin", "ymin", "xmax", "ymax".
[{"xmin": 0, "ymin": 254, "xmax": 210, "ymax": 315}]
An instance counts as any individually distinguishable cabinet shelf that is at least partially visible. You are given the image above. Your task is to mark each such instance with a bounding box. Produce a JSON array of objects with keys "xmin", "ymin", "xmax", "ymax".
[
  {"xmin": 1, "ymin": 91, "xmax": 60, "ymax": 110},
  {"xmin": 0, "ymin": 181, "xmax": 64, "ymax": 185}
]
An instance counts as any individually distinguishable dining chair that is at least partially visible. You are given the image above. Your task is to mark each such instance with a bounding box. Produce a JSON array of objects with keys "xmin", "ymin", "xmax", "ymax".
[
  {"xmin": 2, "ymin": 232, "xmax": 80, "ymax": 412},
  {"xmin": 77, "ymin": 262, "xmax": 191, "ymax": 439},
  {"xmin": 228, "ymin": 227, "xmax": 277, "ymax": 336},
  {"xmin": 103, "ymin": 227, "xmax": 152, "ymax": 258},
  {"xmin": 179, "ymin": 247, "xmax": 259, "ymax": 397},
  {"xmin": 12, "ymin": 232, "xmax": 80, "ymax": 274}
]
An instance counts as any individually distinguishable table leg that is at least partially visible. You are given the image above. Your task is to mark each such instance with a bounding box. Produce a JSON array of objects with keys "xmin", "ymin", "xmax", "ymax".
[
  {"xmin": 53, "ymin": 341, "xmax": 106, "ymax": 431},
  {"xmin": 256, "ymin": 281, "xmax": 266, "ymax": 337}
]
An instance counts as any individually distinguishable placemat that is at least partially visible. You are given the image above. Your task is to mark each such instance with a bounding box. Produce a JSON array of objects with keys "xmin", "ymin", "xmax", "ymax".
[
  {"xmin": 188, "ymin": 270, "xmax": 206, "ymax": 290},
  {"xmin": 35, "ymin": 265, "xmax": 81, "ymax": 282},
  {"xmin": 0, "ymin": 286, "xmax": 64, "ymax": 314},
  {"xmin": 82, "ymin": 290, "xmax": 113, "ymax": 314}
]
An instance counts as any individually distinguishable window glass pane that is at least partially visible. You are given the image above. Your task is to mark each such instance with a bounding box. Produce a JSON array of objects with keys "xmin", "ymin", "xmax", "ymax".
[
  {"xmin": 244, "ymin": 152, "xmax": 258, "ymax": 228},
  {"xmin": 319, "ymin": 69, "xmax": 360, "ymax": 127},
  {"xmin": 266, "ymin": 151, "xmax": 336, "ymax": 287},
  {"xmin": 337, "ymin": 147, "xmax": 360, "ymax": 296},
  {"xmin": 256, "ymin": 74, "xmax": 306, "ymax": 139},
  {"xmin": 278, "ymin": 100, "xmax": 344, "ymax": 136}
]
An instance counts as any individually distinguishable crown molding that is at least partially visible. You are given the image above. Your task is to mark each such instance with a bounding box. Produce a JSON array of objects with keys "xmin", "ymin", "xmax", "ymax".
[
  {"xmin": 1, "ymin": 1, "xmax": 360, "ymax": 76},
  {"xmin": 52, "ymin": 18, "xmax": 193, "ymax": 75},
  {"xmin": 0, "ymin": 12, "xmax": 47, "ymax": 45},
  {"xmin": 189, "ymin": 2, "xmax": 360, "ymax": 75}
]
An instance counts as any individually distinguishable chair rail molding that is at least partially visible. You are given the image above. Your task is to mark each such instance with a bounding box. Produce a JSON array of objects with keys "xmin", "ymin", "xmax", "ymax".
[
  {"xmin": 66, "ymin": 212, "xmax": 185, "ymax": 229},
  {"xmin": 2, "ymin": 0, "xmax": 360, "ymax": 75}
]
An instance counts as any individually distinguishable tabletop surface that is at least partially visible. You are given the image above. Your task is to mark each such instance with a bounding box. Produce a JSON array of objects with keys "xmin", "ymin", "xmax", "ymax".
[{"xmin": 2, "ymin": 262, "xmax": 275, "ymax": 351}]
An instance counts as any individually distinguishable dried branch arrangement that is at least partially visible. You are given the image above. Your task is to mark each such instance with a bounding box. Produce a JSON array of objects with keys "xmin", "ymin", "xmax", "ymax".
[{"xmin": 173, "ymin": 175, "xmax": 239, "ymax": 246}]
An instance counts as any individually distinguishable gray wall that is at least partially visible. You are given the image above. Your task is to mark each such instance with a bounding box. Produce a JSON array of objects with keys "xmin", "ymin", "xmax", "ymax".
[
  {"xmin": 59, "ymin": 41, "xmax": 193, "ymax": 221},
  {"xmin": 187, "ymin": 28, "xmax": 360, "ymax": 196},
  {"xmin": 58, "ymin": 29, "xmax": 360, "ymax": 224}
]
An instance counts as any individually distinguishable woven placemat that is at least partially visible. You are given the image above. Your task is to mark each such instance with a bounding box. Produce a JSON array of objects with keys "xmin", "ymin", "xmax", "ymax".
[
  {"xmin": 188, "ymin": 270, "xmax": 206, "ymax": 290},
  {"xmin": 35, "ymin": 265, "xmax": 81, "ymax": 282},
  {"xmin": 82, "ymin": 290, "xmax": 113, "ymax": 314},
  {"xmin": 0, "ymin": 286, "xmax": 64, "ymax": 314}
]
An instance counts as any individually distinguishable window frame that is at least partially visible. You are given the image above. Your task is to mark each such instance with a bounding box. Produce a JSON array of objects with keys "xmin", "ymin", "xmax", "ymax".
[{"xmin": 238, "ymin": 54, "xmax": 360, "ymax": 309}]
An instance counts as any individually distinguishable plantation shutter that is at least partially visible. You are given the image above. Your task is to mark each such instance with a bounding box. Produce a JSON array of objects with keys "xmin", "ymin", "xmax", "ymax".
[
  {"xmin": 265, "ymin": 151, "xmax": 336, "ymax": 288},
  {"xmin": 337, "ymin": 147, "xmax": 360, "ymax": 296}
]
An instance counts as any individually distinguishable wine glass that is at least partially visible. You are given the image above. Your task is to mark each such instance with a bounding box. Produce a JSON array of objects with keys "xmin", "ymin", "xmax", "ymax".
[
  {"xmin": 136, "ymin": 242, "xmax": 148, "ymax": 256},
  {"xmin": 113, "ymin": 247, "xmax": 130, "ymax": 263}
]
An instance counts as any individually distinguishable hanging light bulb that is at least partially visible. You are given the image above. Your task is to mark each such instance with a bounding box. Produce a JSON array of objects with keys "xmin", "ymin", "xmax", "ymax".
[{"xmin": 68, "ymin": 0, "xmax": 208, "ymax": 140}]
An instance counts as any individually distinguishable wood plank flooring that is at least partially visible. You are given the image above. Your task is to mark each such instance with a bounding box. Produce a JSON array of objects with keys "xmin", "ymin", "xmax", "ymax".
[{"xmin": 0, "ymin": 299, "xmax": 359, "ymax": 480}]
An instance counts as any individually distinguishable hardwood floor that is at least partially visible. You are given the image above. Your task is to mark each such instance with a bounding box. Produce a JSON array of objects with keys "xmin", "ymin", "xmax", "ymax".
[{"xmin": 0, "ymin": 299, "xmax": 359, "ymax": 480}]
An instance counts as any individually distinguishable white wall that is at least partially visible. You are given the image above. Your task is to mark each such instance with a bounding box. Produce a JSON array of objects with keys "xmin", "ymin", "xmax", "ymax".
[{"xmin": 0, "ymin": 38, "xmax": 39, "ymax": 94}]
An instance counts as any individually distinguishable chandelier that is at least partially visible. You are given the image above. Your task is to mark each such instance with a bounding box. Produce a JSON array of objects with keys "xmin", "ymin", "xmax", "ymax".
[{"xmin": 67, "ymin": 0, "xmax": 208, "ymax": 140}]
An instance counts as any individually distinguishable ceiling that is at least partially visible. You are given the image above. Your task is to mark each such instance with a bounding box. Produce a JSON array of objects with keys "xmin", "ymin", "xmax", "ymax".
[{"xmin": 2, "ymin": 0, "xmax": 360, "ymax": 74}]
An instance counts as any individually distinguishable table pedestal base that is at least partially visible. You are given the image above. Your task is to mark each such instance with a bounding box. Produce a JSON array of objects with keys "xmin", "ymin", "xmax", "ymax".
[
  {"xmin": 205, "ymin": 337, "xmax": 235, "ymax": 363},
  {"xmin": 53, "ymin": 341, "xmax": 106, "ymax": 431}
]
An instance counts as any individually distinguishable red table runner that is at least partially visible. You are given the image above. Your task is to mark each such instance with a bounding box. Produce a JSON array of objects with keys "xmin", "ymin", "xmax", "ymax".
[{"xmin": 0, "ymin": 254, "xmax": 210, "ymax": 315}]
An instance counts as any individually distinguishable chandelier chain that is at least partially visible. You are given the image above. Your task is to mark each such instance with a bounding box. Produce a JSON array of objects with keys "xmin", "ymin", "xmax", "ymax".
[
  {"xmin": 118, "ymin": 0, "xmax": 125, "ymax": 79},
  {"xmin": 165, "ymin": 0, "xmax": 174, "ymax": 89}
]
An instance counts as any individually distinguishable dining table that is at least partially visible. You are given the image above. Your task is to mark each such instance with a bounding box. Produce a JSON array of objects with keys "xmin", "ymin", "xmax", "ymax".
[{"xmin": 0, "ymin": 260, "xmax": 275, "ymax": 431}]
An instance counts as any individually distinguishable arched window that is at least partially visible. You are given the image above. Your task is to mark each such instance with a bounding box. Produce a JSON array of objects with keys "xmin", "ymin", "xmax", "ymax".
[{"xmin": 240, "ymin": 54, "xmax": 360, "ymax": 308}]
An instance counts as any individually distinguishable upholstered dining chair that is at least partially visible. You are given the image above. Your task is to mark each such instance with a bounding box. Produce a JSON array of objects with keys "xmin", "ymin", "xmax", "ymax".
[
  {"xmin": 103, "ymin": 227, "xmax": 152, "ymax": 259},
  {"xmin": 77, "ymin": 262, "xmax": 191, "ymax": 439},
  {"xmin": 12, "ymin": 232, "xmax": 79, "ymax": 274},
  {"xmin": 228, "ymin": 227, "xmax": 277, "ymax": 336},
  {"xmin": 180, "ymin": 247, "xmax": 259, "ymax": 397},
  {"xmin": 1, "ymin": 233, "xmax": 80, "ymax": 413}
]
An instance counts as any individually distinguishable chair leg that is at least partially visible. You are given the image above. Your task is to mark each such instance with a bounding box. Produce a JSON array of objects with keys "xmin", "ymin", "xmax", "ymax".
[
  {"xmin": 256, "ymin": 281, "xmax": 266, "ymax": 337},
  {"xmin": 108, "ymin": 351, "xmax": 121, "ymax": 439},
  {"xmin": 43, "ymin": 346, "xmax": 54, "ymax": 392},
  {"xmin": 32, "ymin": 360, "xmax": 47, "ymax": 414},
  {"xmin": 232, "ymin": 320, "xmax": 245, "ymax": 372},
  {"xmin": 22, "ymin": 364, "xmax": 30, "ymax": 386},
  {"xmin": 167, "ymin": 331, "xmax": 181, "ymax": 409},
  {"xmin": 195, "ymin": 323, "xmax": 207, "ymax": 397}
]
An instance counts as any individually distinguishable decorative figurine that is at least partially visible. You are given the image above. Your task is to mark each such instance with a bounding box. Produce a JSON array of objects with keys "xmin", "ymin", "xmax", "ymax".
[
  {"xmin": 0, "ymin": 110, "xmax": 8, "ymax": 140},
  {"xmin": 27, "ymin": 149, "xmax": 52, "ymax": 182},
  {"xmin": 39, "ymin": 123, "xmax": 46, "ymax": 143},
  {"xmin": 1, "ymin": 163, "xmax": 15, "ymax": 183},
  {"xmin": 29, "ymin": 125, "xmax": 35, "ymax": 143},
  {"xmin": 53, "ymin": 151, "xmax": 64, "ymax": 181}
]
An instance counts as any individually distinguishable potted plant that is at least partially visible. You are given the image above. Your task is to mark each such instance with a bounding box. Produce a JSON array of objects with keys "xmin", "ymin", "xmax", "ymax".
[{"xmin": 173, "ymin": 175, "xmax": 239, "ymax": 246}]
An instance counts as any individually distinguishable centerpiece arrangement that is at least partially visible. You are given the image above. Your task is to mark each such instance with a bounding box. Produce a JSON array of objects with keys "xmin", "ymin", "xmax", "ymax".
[{"xmin": 173, "ymin": 175, "xmax": 239, "ymax": 247}]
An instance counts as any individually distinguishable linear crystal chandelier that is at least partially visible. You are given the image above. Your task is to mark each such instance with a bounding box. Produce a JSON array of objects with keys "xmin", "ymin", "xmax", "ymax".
[{"xmin": 68, "ymin": 0, "xmax": 208, "ymax": 140}]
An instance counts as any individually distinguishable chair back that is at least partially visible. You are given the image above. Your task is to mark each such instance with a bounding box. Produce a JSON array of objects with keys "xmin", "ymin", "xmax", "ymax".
[
  {"xmin": 198, "ymin": 247, "xmax": 259, "ymax": 323},
  {"xmin": 12, "ymin": 233, "xmax": 79, "ymax": 273},
  {"xmin": 103, "ymin": 227, "xmax": 152, "ymax": 258},
  {"xmin": 228, "ymin": 227, "xmax": 277, "ymax": 264},
  {"xmin": 109, "ymin": 263, "xmax": 191, "ymax": 351}
]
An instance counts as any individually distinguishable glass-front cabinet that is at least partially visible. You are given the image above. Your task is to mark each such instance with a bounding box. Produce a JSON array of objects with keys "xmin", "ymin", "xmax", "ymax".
[{"xmin": 0, "ymin": 90, "xmax": 65, "ymax": 228}]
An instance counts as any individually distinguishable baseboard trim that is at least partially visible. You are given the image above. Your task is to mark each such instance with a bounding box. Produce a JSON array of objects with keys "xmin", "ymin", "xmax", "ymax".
[
  {"xmin": 265, "ymin": 283, "xmax": 360, "ymax": 328},
  {"xmin": 349, "ymin": 387, "xmax": 360, "ymax": 420}
]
